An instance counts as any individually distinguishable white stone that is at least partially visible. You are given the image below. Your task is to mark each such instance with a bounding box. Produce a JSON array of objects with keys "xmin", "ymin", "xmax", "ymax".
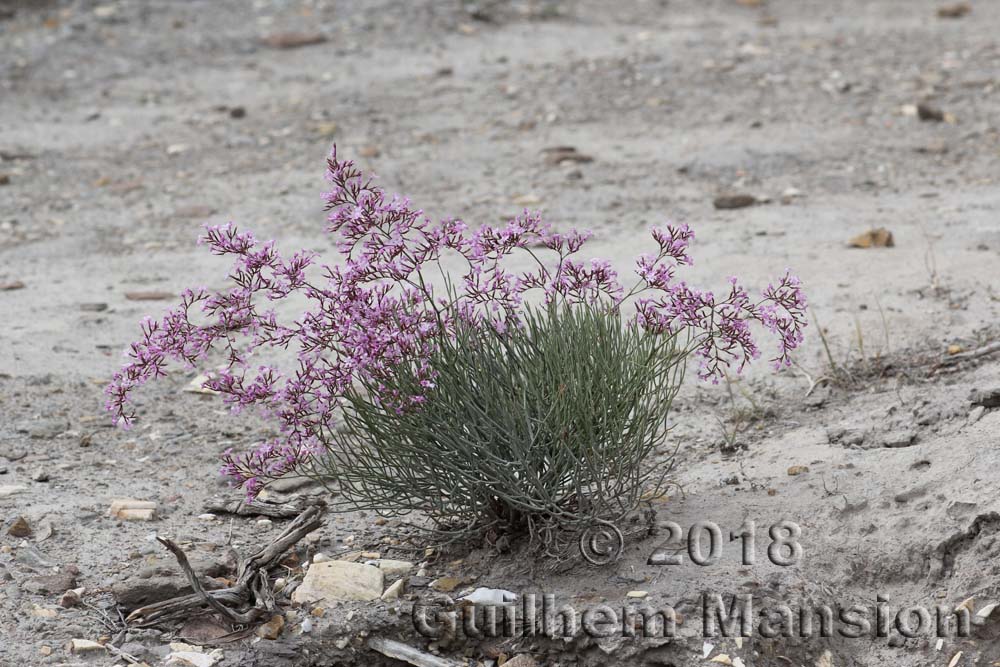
[
  {"xmin": 969, "ymin": 405, "xmax": 986, "ymax": 424},
  {"xmin": 109, "ymin": 499, "xmax": 156, "ymax": 521},
  {"xmin": 293, "ymin": 561, "xmax": 383, "ymax": 603},
  {"xmin": 374, "ymin": 559, "xmax": 414, "ymax": 576},
  {"xmin": 69, "ymin": 639, "xmax": 105, "ymax": 654},
  {"xmin": 167, "ymin": 651, "xmax": 216, "ymax": 667},
  {"xmin": 168, "ymin": 642, "xmax": 203, "ymax": 653},
  {"xmin": 381, "ymin": 578, "xmax": 406, "ymax": 601},
  {"xmin": 184, "ymin": 374, "xmax": 219, "ymax": 395},
  {"xmin": 369, "ymin": 638, "xmax": 462, "ymax": 667},
  {"xmin": 459, "ymin": 587, "xmax": 517, "ymax": 605}
]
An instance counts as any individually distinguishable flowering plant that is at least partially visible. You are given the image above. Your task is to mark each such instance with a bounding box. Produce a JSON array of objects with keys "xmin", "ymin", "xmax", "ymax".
[{"xmin": 107, "ymin": 148, "xmax": 806, "ymax": 506}]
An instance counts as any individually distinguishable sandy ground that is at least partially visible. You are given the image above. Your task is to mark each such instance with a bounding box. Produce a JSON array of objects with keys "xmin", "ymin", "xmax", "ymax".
[{"xmin": 2, "ymin": 0, "xmax": 1000, "ymax": 665}]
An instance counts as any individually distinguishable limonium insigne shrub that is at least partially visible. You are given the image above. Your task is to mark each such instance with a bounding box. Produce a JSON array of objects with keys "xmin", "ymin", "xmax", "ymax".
[
  {"xmin": 107, "ymin": 147, "xmax": 806, "ymax": 546},
  {"xmin": 319, "ymin": 303, "xmax": 686, "ymax": 547}
]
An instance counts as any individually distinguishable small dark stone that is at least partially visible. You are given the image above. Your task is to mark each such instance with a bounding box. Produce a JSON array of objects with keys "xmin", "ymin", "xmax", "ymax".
[
  {"xmin": 917, "ymin": 103, "xmax": 945, "ymax": 122},
  {"xmin": 970, "ymin": 388, "xmax": 1000, "ymax": 408},
  {"xmin": 112, "ymin": 576, "xmax": 193, "ymax": 610},
  {"xmin": 937, "ymin": 2, "xmax": 971, "ymax": 19},
  {"xmin": 541, "ymin": 146, "xmax": 594, "ymax": 166},
  {"xmin": 713, "ymin": 193, "xmax": 757, "ymax": 210},
  {"xmin": 253, "ymin": 640, "xmax": 301, "ymax": 667},
  {"xmin": 79, "ymin": 302, "xmax": 109, "ymax": 312},
  {"xmin": 408, "ymin": 576, "xmax": 431, "ymax": 588},
  {"xmin": 881, "ymin": 430, "xmax": 916, "ymax": 448},
  {"xmin": 229, "ymin": 106, "xmax": 246, "ymax": 119},
  {"xmin": 112, "ymin": 553, "xmax": 230, "ymax": 610},
  {"xmin": 261, "ymin": 31, "xmax": 327, "ymax": 50},
  {"xmin": 60, "ymin": 588, "xmax": 82, "ymax": 608},
  {"xmin": 894, "ymin": 484, "xmax": 928, "ymax": 503},
  {"xmin": 22, "ymin": 571, "xmax": 77, "ymax": 595},
  {"xmin": 826, "ymin": 427, "xmax": 846, "ymax": 443},
  {"xmin": 7, "ymin": 516, "xmax": 31, "ymax": 537},
  {"xmin": 119, "ymin": 643, "xmax": 153, "ymax": 661}
]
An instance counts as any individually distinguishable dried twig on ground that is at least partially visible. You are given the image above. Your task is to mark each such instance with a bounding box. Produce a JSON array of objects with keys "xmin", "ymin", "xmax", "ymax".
[
  {"xmin": 205, "ymin": 493, "xmax": 326, "ymax": 519},
  {"xmin": 935, "ymin": 341, "xmax": 1000, "ymax": 368},
  {"xmin": 126, "ymin": 506, "xmax": 323, "ymax": 628}
]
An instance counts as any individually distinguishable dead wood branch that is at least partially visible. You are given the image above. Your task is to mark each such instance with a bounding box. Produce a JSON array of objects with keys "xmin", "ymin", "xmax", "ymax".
[
  {"xmin": 205, "ymin": 492, "xmax": 326, "ymax": 519},
  {"xmin": 126, "ymin": 505, "xmax": 323, "ymax": 628}
]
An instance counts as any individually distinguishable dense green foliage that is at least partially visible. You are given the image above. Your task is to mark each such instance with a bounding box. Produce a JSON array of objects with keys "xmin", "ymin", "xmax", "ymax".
[{"xmin": 306, "ymin": 304, "xmax": 685, "ymax": 546}]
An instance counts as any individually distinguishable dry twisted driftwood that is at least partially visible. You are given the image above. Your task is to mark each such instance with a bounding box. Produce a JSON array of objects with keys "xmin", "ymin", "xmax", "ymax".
[
  {"xmin": 205, "ymin": 492, "xmax": 326, "ymax": 518},
  {"xmin": 126, "ymin": 505, "xmax": 323, "ymax": 628}
]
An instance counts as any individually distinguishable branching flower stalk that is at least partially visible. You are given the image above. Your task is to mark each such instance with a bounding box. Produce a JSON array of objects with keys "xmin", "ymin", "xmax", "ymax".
[{"xmin": 107, "ymin": 148, "xmax": 807, "ymax": 513}]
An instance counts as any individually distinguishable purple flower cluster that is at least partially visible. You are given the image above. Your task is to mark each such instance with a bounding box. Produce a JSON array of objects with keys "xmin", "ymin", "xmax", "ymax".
[
  {"xmin": 632, "ymin": 223, "xmax": 806, "ymax": 379},
  {"xmin": 106, "ymin": 148, "xmax": 807, "ymax": 496}
]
